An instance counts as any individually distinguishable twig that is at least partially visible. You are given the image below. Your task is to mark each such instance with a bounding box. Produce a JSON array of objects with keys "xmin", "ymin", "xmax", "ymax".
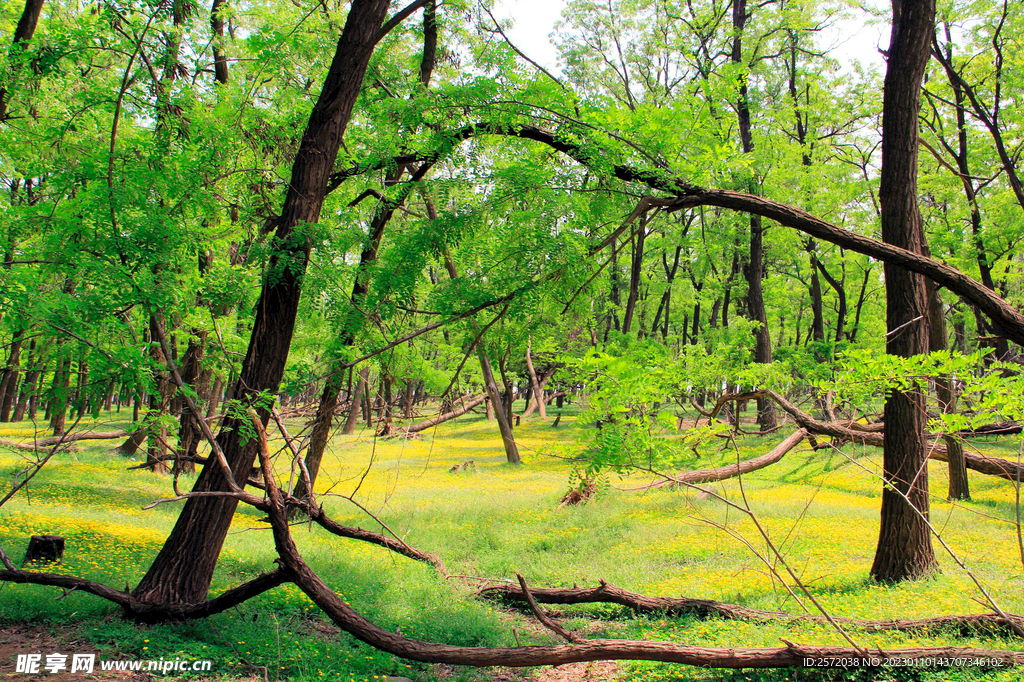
[{"xmin": 151, "ymin": 312, "xmax": 239, "ymax": 491}]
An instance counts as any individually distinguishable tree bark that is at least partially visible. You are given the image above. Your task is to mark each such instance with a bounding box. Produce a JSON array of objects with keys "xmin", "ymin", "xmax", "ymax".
[
  {"xmin": 174, "ymin": 331, "xmax": 209, "ymax": 475},
  {"xmin": 342, "ymin": 368, "xmax": 369, "ymax": 434},
  {"xmin": 0, "ymin": 0, "xmax": 45, "ymax": 121},
  {"xmin": 621, "ymin": 217, "xmax": 647, "ymax": 334},
  {"xmin": 870, "ymin": 0, "xmax": 938, "ymax": 584},
  {"xmin": 11, "ymin": 339, "xmax": 38, "ymax": 422},
  {"xmin": 523, "ymin": 336, "xmax": 546, "ymax": 420},
  {"xmin": 927, "ymin": 278, "xmax": 969, "ymax": 500},
  {"xmin": 210, "ymin": 0, "xmax": 229, "ymax": 84},
  {"xmin": 131, "ymin": 0, "xmax": 395, "ymax": 606},
  {"xmin": 0, "ymin": 328, "xmax": 24, "ymax": 421},
  {"xmin": 48, "ymin": 356, "xmax": 70, "ymax": 437},
  {"xmin": 732, "ymin": 0, "xmax": 775, "ymax": 431}
]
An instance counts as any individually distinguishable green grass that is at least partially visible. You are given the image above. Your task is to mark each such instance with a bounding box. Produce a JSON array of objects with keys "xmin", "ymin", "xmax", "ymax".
[{"xmin": 1, "ymin": 404, "xmax": 1023, "ymax": 682}]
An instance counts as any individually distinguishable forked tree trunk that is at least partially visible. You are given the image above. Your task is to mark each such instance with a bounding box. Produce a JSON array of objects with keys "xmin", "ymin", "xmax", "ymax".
[
  {"xmin": 870, "ymin": 0, "xmax": 938, "ymax": 583},
  {"xmin": 132, "ymin": 0, "xmax": 394, "ymax": 606},
  {"xmin": 478, "ymin": 351, "xmax": 520, "ymax": 464}
]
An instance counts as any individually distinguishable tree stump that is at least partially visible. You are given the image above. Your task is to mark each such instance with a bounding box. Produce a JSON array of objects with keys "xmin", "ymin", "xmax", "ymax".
[{"xmin": 23, "ymin": 535, "xmax": 64, "ymax": 564}]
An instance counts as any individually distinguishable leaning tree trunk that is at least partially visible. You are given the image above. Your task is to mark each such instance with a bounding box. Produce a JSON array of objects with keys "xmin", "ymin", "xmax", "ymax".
[
  {"xmin": 478, "ymin": 350, "xmax": 521, "ymax": 464},
  {"xmin": 870, "ymin": 0, "xmax": 938, "ymax": 583},
  {"xmin": 299, "ymin": 12, "xmax": 439, "ymax": 493},
  {"xmin": 131, "ymin": 0, "xmax": 394, "ymax": 606}
]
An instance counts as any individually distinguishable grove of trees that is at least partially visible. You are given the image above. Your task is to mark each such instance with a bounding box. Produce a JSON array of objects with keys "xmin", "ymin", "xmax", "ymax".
[{"xmin": 3, "ymin": 0, "xmax": 1024, "ymax": 671}]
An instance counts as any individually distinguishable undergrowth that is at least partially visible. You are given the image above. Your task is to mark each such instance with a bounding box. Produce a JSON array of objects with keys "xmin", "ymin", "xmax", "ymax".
[{"xmin": 1, "ymin": 402, "xmax": 1022, "ymax": 681}]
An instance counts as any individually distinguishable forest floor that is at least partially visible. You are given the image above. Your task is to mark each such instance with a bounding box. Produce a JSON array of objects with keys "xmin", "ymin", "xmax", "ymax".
[{"xmin": 1, "ymin": 401, "xmax": 1023, "ymax": 682}]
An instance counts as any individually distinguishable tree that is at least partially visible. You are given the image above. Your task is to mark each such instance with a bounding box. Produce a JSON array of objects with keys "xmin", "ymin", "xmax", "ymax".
[
  {"xmin": 869, "ymin": 0, "xmax": 938, "ymax": 582},
  {"xmin": 131, "ymin": 0, "xmax": 405, "ymax": 605}
]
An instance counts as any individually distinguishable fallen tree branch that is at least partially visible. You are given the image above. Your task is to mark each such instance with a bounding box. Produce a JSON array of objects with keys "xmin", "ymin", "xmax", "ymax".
[
  {"xmin": 0, "ymin": 429, "xmax": 128, "ymax": 451},
  {"xmin": 479, "ymin": 580, "xmax": 1024, "ymax": 636},
  {"xmin": 404, "ymin": 394, "xmax": 487, "ymax": 434},
  {"xmin": 709, "ymin": 390, "xmax": 1024, "ymax": 482},
  {"xmin": 0, "ymin": 563, "xmax": 290, "ymax": 622},
  {"xmin": 253, "ymin": 412, "xmax": 1024, "ymax": 668},
  {"xmin": 629, "ymin": 429, "xmax": 807, "ymax": 491},
  {"xmin": 516, "ymin": 573, "xmax": 583, "ymax": 643}
]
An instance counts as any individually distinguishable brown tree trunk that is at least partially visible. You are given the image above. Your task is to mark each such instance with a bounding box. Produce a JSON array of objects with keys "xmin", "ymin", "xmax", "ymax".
[
  {"xmin": 621, "ymin": 217, "xmax": 647, "ymax": 335},
  {"xmin": 478, "ymin": 350, "xmax": 520, "ymax": 464},
  {"xmin": 0, "ymin": 328, "xmax": 24, "ymax": 421},
  {"xmin": 808, "ymin": 250, "xmax": 825, "ymax": 343},
  {"xmin": 300, "ymin": 9, "xmax": 441, "ymax": 489},
  {"xmin": 174, "ymin": 331, "xmax": 209, "ymax": 475},
  {"xmin": 0, "ymin": 0, "xmax": 45, "ymax": 121},
  {"xmin": 11, "ymin": 339, "xmax": 39, "ymax": 422},
  {"xmin": 406, "ymin": 394, "xmax": 487, "ymax": 433},
  {"xmin": 927, "ymin": 278, "xmax": 969, "ymax": 501},
  {"xmin": 732, "ymin": 0, "xmax": 776, "ymax": 432},
  {"xmin": 343, "ymin": 368, "xmax": 369, "ymax": 434},
  {"xmin": 205, "ymin": 375, "xmax": 223, "ymax": 418},
  {"xmin": 132, "ymin": 0, "xmax": 394, "ymax": 606},
  {"xmin": 210, "ymin": 0, "xmax": 229, "ymax": 84},
  {"xmin": 49, "ymin": 356, "xmax": 71, "ymax": 437},
  {"xmin": 523, "ymin": 336, "xmax": 546, "ymax": 420},
  {"xmin": 870, "ymin": 0, "xmax": 938, "ymax": 583},
  {"xmin": 145, "ymin": 316, "xmax": 173, "ymax": 475}
]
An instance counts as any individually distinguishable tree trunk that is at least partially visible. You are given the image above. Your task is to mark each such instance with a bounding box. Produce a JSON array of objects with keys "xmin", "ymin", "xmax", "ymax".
[
  {"xmin": 621, "ymin": 217, "xmax": 647, "ymax": 334},
  {"xmin": 132, "ymin": 0, "xmax": 394, "ymax": 606},
  {"xmin": 808, "ymin": 251, "xmax": 825, "ymax": 343},
  {"xmin": 870, "ymin": 0, "xmax": 938, "ymax": 583},
  {"xmin": 343, "ymin": 368, "xmax": 369, "ymax": 434},
  {"xmin": 49, "ymin": 356, "xmax": 71, "ymax": 437},
  {"xmin": 174, "ymin": 331, "xmax": 209, "ymax": 475},
  {"xmin": 11, "ymin": 339, "xmax": 39, "ymax": 422},
  {"xmin": 0, "ymin": 328, "xmax": 24, "ymax": 422},
  {"xmin": 406, "ymin": 394, "xmax": 486, "ymax": 433},
  {"xmin": 478, "ymin": 350, "xmax": 520, "ymax": 464},
  {"xmin": 523, "ymin": 336, "xmax": 546, "ymax": 420},
  {"xmin": 732, "ymin": 0, "xmax": 776, "ymax": 432},
  {"xmin": 927, "ymin": 275, "xmax": 969, "ymax": 501},
  {"xmin": 210, "ymin": 0, "xmax": 229, "ymax": 85},
  {"xmin": 205, "ymin": 375, "xmax": 223, "ymax": 418},
  {"xmin": 0, "ymin": 0, "xmax": 45, "ymax": 121}
]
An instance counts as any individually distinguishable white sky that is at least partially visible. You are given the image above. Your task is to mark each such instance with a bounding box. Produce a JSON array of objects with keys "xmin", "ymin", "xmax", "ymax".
[{"xmin": 492, "ymin": 0, "xmax": 889, "ymax": 76}]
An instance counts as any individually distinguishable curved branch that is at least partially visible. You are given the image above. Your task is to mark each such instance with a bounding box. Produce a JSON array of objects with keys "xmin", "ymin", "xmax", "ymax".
[{"xmin": 330, "ymin": 123, "xmax": 1024, "ymax": 345}]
